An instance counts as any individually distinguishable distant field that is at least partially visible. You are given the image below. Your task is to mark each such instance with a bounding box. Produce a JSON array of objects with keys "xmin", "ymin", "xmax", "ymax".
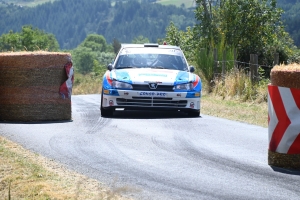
[
  {"xmin": 4, "ymin": 0, "xmax": 196, "ymax": 8},
  {"xmin": 158, "ymin": 0, "xmax": 195, "ymax": 8},
  {"xmin": 3, "ymin": 0, "xmax": 56, "ymax": 7}
]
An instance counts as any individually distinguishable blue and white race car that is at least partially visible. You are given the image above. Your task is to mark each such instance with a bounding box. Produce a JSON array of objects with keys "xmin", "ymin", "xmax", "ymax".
[{"xmin": 101, "ymin": 43, "xmax": 202, "ymax": 117}]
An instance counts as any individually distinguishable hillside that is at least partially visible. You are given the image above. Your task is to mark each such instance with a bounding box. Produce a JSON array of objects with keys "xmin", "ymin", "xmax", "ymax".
[
  {"xmin": 0, "ymin": 0, "xmax": 195, "ymax": 49},
  {"xmin": 1, "ymin": 0, "xmax": 300, "ymax": 49},
  {"xmin": 277, "ymin": 0, "xmax": 300, "ymax": 47},
  {"xmin": 0, "ymin": 0, "xmax": 196, "ymax": 8}
]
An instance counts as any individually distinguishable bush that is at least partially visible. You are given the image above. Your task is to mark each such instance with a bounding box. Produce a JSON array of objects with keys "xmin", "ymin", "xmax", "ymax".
[{"xmin": 212, "ymin": 68, "xmax": 269, "ymax": 102}]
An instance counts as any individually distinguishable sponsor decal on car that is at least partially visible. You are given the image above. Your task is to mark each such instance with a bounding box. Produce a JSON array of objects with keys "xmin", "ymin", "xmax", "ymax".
[{"xmin": 138, "ymin": 92, "xmax": 167, "ymax": 97}]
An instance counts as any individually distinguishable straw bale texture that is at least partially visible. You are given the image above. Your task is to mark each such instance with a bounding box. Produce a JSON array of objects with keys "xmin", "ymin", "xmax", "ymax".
[
  {"xmin": 271, "ymin": 64, "xmax": 300, "ymax": 89},
  {"xmin": 0, "ymin": 51, "xmax": 71, "ymax": 68},
  {"xmin": 268, "ymin": 150, "xmax": 300, "ymax": 170},
  {"xmin": 0, "ymin": 51, "xmax": 72, "ymax": 122},
  {"xmin": 0, "ymin": 104, "xmax": 71, "ymax": 121}
]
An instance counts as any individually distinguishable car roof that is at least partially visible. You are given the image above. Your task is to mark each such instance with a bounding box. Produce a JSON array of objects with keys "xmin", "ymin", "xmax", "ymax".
[{"xmin": 120, "ymin": 43, "xmax": 181, "ymax": 50}]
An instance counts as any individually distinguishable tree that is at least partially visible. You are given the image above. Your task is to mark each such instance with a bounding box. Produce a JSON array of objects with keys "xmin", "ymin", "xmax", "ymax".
[
  {"xmin": 132, "ymin": 35, "xmax": 150, "ymax": 44},
  {"xmin": 0, "ymin": 25, "xmax": 59, "ymax": 51},
  {"xmin": 165, "ymin": 22, "xmax": 195, "ymax": 62},
  {"xmin": 71, "ymin": 34, "xmax": 116, "ymax": 74},
  {"xmin": 113, "ymin": 38, "xmax": 121, "ymax": 54},
  {"xmin": 165, "ymin": 22, "xmax": 181, "ymax": 47},
  {"xmin": 73, "ymin": 48, "xmax": 96, "ymax": 74},
  {"xmin": 93, "ymin": 59, "xmax": 103, "ymax": 76},
  {"xmin": 79, "ymin": 34, "xmax": 107, "ymax": 52},
  {"xmin": 0, "ymin": 30, "xmax": 22, "ymax": 51},
  {"xmin": 194, "ymin": 0, "xmax": 295, "ymax": 65}
]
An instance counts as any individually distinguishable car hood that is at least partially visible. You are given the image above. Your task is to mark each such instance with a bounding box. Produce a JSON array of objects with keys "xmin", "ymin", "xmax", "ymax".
[{"xmin": 111, "ymin": 68, "xmax": 195, "ymax": 85}]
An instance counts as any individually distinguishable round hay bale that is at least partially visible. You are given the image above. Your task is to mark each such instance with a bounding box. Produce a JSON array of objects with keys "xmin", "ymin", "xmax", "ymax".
[
  {"xmin": 0, "ymin": 51, "xmax": 72, "ymax": 122},
  {"xmin": 270, "ymin": 64, "xmax": 300, "ymax": 89},
  {"xmin": 268, "ymin": 63, "xmax": 300, "ymax": 170}
]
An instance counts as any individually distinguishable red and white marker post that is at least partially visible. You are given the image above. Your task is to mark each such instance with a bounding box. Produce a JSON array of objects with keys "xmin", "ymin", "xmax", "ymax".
[
  {"xmin": 268, "ymin": 85, "xmax": 300, "ymax": 155},
  {"xmin": 59, "ymin": 62, "xmax": 74, "ymax": 99}
]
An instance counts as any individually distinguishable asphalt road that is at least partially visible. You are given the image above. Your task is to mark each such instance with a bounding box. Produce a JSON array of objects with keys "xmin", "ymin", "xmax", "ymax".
[{"xmin": 1, "ymin": 94, "xmax": 300, "ymax": 200}]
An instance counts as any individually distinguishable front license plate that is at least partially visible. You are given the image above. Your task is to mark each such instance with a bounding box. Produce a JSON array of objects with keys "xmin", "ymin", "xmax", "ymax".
[{"xmin": 138, "ymin": 91, "xmax": 168, "ymax": 97}]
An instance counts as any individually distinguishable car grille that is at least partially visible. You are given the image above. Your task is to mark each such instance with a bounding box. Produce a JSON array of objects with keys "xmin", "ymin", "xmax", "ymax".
[
  {"xmin": 116, "ymin": 97, "xmax": 187, "ymax": 107},
  {"xmin": 132, "ymin": 84, "xmax": 174, "ymax": 91}
]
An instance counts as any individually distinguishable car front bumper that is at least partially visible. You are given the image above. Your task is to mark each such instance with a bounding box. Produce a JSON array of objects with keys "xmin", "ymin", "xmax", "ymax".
[{"xmin": 101, "ymin": 89, "xmax": 201, "ymax": 111}]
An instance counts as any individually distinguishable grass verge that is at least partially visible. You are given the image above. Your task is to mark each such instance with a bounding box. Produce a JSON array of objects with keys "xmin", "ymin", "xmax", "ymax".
[
  {"xmin": 73, "ymin": 73, "xmax": 103, "ymax": 95},
  {"xmin": 201, "ymin": 93, "xmax": 268, "ymax": 128},
  {"xmin": 0, "ymin": 136, "xmax": 129, "ymax": 200}
]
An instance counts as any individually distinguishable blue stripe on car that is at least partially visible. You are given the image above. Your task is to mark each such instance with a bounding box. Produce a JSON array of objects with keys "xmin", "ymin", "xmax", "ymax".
[
  {"xmin": 174, "ymin": 71, "xmax": 189, "ymax": 85},
  {"xmin": 114, "ymin": 70, "xmax": 133, "ymax": 84}
]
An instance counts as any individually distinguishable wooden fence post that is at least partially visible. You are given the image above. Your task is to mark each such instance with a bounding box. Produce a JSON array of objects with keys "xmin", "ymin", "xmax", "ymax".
[
  {"xmin": 214, "ymin": 48, "xmax": 217, "ymax": 77},
  {"xmin": 222, "ymin": 50, "xmax": 226, "ymax": 78},
  {"xmin": 250, "ymin": 54, "xmax": 258, "ymax": 83},
  {"xmin": 254, "ymin": 54, "xmax": 258, "ymax": 82},
  {"xmin": 234, "ymin": 48, "xmax": 237, "ymax": 69},
  {"xmin": 250, "ymin": 54, "xmax": 254, "ymax": 82},
  {"xmin": 274, "ymin": 53, "xmax": 279, "ymax": 66}
]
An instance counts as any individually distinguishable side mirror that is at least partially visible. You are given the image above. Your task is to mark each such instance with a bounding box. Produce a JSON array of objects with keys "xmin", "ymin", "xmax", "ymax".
[
  {"xmin": 107, "ymin": 63, "xmax": 113, "ymax": 71},
  {"xmin": 189, "ymin": 66, "xmax": 195, "ymax": 73}
]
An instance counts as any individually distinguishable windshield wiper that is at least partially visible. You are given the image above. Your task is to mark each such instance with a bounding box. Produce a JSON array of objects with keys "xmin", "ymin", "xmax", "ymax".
[
  {"xmin": 151, "ymin": 66, "xmax": 165, "ymax": 69},
  {"xmin": 116, "ymin": 66, "xmax": 135, "ymax": 69}
]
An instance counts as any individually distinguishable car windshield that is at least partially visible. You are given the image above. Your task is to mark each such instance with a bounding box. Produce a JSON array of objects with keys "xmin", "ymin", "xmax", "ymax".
[{"xmin": 114, "ymin": 48, "xmax": 188, "ymax": 71}]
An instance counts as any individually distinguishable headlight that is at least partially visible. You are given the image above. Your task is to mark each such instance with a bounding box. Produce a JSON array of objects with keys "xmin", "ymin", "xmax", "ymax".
[
  {"xmin": 173, "ymin": 83, "xmax": 194, "ymax": 90},
  {"xmin": 112, "ymin": 81, "xmax": 133, "ymax": 89}
]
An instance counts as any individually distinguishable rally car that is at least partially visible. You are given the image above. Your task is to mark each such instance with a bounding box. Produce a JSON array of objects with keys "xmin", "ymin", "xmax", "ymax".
[{"xmin": 100, "ymin": 43, "xmax": 202, "ymax": 117}]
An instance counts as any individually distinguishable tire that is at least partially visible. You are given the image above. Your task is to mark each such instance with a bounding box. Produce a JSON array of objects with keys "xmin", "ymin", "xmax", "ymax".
[
  {"xmin": 100, "ymin": 90, "xmax": 114, "ymax": 117},
  {"xmin": 187, "ymin": 110, "xmax": 200, "ymax": 117}
]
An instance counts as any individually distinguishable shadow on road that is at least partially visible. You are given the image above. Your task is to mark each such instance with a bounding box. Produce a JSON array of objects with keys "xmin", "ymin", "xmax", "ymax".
[
  {"xmin": 270, "ymin": 166, "xmax": 300, "ymax": 176},
  {"xmin": 106, "ymin": 110, "xmax": 202, "ymax": 119},
  {"xmin": 0, "ymin": 119, "xmax": 73, "ymax": 125}
]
